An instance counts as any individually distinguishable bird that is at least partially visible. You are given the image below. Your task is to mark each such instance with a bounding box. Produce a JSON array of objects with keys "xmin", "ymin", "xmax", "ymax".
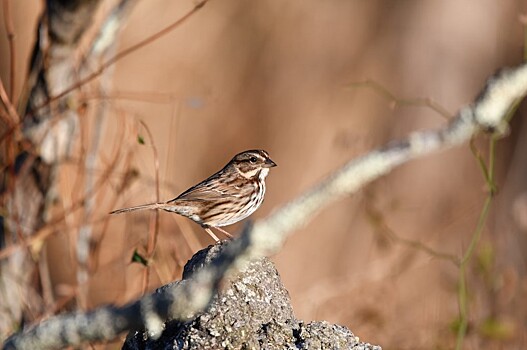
[{"xmin": 110, "ymin": 149, "xmax": 277, "ymax": 241}]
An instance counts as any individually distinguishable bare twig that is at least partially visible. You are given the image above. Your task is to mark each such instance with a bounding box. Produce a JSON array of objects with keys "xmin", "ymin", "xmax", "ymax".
[
  {"xmin": 349, "ymin": 79, "xmax": 453, "ymax": 119},
  {"xmin": 364, "ymin": 197, "xmax": 460, "ymax": 266},
  {"xmin": 31, "ymin": 0, "xmax": 209, "ymax": 115},
  {"xmin": 138, "ymin": 120, "xmax": 161, "ymax": 294},
  {"xmin": 0, "ymin": 78, "xmax": 18, "ymax": 126},
  {"xmin": 89, "ymin": 114, "xmax": 134, "ymax": 272},
  {"xmin": 0, "ymin": 137, "xmax": 126, "ymax": 261},
  {"xmin": 0, "ymin": 0, "xmax": 208, "ymax": 146},
  {"xmin": 2, "ymin": 0, "xmax": 16, "ymax": 103}
]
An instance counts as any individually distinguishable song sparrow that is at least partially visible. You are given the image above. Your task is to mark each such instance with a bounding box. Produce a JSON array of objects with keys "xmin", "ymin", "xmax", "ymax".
[{"xmin": 110, "ymin": 149, "xmax": 277, "ymax": 241}]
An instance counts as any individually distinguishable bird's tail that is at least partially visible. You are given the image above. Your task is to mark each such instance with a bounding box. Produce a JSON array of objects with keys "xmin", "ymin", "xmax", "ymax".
[{"xmin": 110, "ymin": 202, "xmax": 166, "ymax": 215}]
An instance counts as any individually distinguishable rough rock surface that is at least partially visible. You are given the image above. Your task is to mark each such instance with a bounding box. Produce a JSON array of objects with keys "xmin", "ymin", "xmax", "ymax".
[{"xmin": 123, "ymin": 243, "xmax": 382, "ymax": 350}]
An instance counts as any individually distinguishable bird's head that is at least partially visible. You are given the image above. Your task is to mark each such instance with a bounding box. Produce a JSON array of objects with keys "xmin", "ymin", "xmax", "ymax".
[{"xmin": 229, "ymin": 149, "xmax": 277, "ymax": 179}]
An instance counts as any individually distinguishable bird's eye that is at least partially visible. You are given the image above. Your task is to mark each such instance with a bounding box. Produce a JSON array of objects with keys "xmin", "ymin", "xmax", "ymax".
[{"xmin": 249, "ymin": 156, "xmax": 258, "ymax": 163}]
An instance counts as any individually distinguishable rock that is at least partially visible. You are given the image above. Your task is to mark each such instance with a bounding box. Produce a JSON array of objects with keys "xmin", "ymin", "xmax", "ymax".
[{"xmin": 123, "ymin": 242, "xmax": 382, "ymax": 350}]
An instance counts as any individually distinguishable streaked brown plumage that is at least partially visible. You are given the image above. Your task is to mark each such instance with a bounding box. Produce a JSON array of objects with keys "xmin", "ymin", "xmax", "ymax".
[{"xmin": 110, "ymin": 150, "xmax": 276, "ymax": 241}]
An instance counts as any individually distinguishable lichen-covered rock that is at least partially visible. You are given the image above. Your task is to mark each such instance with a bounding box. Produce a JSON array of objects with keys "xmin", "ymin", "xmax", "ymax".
[{"xmin": 123, "ymin": 243, "xmax": 382, "ymax": 350}]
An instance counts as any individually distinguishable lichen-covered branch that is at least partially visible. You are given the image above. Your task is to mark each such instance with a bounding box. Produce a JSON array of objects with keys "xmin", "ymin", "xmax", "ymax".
[
  {"xmin": 4, "ymin": 64, "xmax": 527, "ymax": 350},
  {"xmin": 3, "ymin": 227, "xmax": 252, "ymax": 350},
  {"xmin": 247, "ymin": 65, "xmax": 527, "ymax": 257}
]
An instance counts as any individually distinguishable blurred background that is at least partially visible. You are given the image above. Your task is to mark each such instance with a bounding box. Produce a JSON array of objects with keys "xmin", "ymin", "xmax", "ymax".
[{"xmin": 1, "ymin": 0, "xmax": 527, "ymax": 348}]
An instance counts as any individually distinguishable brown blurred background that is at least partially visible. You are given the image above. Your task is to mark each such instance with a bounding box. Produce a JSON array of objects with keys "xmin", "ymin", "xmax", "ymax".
[{"xmin": 1, "ymin": 0, "xmax": 527, "ymax": 349}]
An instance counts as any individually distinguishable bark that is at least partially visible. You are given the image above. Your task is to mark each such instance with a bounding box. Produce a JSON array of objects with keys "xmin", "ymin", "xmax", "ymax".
[{"xmin": 1, "ymin": 0, "xmax": 102, "ymax": 337}]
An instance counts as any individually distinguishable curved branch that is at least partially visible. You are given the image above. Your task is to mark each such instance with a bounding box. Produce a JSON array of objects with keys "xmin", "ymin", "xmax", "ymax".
[{"xmin": 4, "ymin": 64, "xmax": 527, "ymax": 350}]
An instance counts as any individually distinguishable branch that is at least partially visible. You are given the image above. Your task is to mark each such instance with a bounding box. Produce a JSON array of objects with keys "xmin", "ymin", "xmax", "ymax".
[
  {"xmin": 31, "ymin": 0, "xmax": 209, "ymax": 116},
  {"xmin": 84, "ymin": 0, "xmax": 139, "ymax": 61},
  {"xmin": 3, "ymin": 226, "xmax": 252, "ymax": 350},
  {"xmin": 4, "ymin": 64, "xmax": 527, "ymax": 349},
  {"xmin": 247, "ymin": 66, "xmax": 527, "ymax": 257}
]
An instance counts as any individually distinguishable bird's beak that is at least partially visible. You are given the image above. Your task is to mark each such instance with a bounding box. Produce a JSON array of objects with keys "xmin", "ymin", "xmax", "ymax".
[{"xmin": 265, "ymin": 158, "xmax": 277, "ymax": 168}]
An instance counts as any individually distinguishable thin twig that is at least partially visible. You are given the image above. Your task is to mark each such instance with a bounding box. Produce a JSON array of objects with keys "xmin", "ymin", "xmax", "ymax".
[
  {"xmin": 0, "ymin": 78, "xmax": 18, "ymax": 126},
  {"xmin": 89, "ymin": 108, "xmax": 132, "ymax": 272},
  {"xmin": 349, "ymin": 80, "xmax": 453, "ymax": 120},
  {"xmin": 0, "ymin": 0, "xmax": 208, "ymax": 144},
  {"xmin": 364, "ymin": 198, "xmax": 460, "ymax": 266},
  {"xmin": 0, "ymin": 136, "xmax": 126, "ymax": 261},
  {"xmin": 2, "ymin": 0, "xmax": 16, "ymax": 103},
  {"xmin": 31, "ymin": 0, "xmax": 208, "ymax": 116},
  {"xmin": 138, "ymin": 120, "xmax": 161, "ymax": 294}
]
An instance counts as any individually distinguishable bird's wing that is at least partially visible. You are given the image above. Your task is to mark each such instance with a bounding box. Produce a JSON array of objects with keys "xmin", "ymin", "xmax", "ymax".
[
  {"xmin": 167, "ymin": 177, "xmax": 240, "ymax": 203},
  {"xmin": 175, "ymin": 186, "xmax": 232, "ymax": 201}
]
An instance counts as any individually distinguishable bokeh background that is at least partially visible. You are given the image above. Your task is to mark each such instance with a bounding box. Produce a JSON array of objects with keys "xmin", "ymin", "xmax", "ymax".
[{"xmin": 1, "ymin": 0, "xmax": 527, "ymax": 348}]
